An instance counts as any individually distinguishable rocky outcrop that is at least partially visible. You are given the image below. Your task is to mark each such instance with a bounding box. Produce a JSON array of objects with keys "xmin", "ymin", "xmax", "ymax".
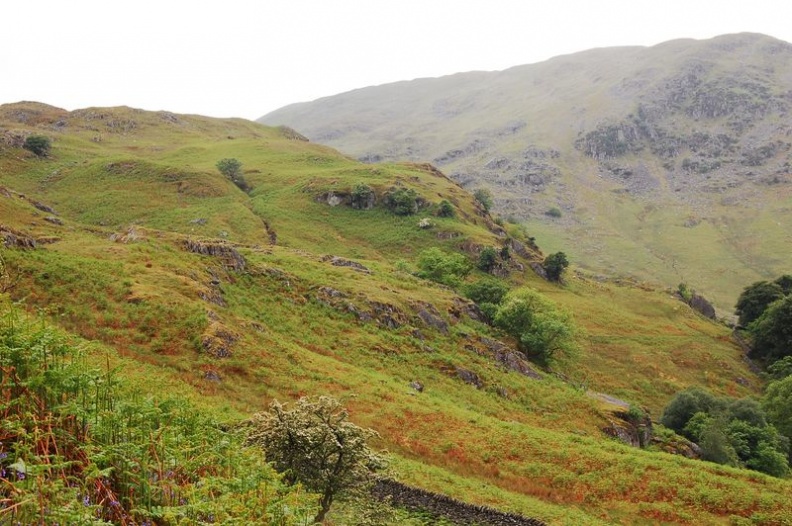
[
  {"xmin": 320, "ymin": 255, "xmax": 371, "ymax": 273},
  {"xmin": 200, "ymin": 322, "xmax": 238, "ymax": 359},
  {"xmin": 602, "ymin": 410, "xmax": 653, "ymax": 448},
  {"xmin": 1, "ymin": 226, "xmax": 36, "ymax": 249},
  {"xmin": 469, "ymin": 337, "xmax": 544, "ymax": 379},
  {"xmin": 372, "ymin": 479, "xmax": 547, "ymax": 526},
  {"xmin": 448, "ymin": 297, "xmax": 486, "ymax": 323},
  {"xmin": 456, "ymin": 367, "xmax": 484, "ymax": 389},
  {"xmin": 184, "ymin": 239, "xmax": 246, "ymax": 272},
  {"xmin": 414, "ymin": 302, "xmax": 449, "ymax": 333},
  {"xmin": 651, "ymin": 434, "xmax": 702, "ymax": 459},
  {"xmin": 688, "ymin": 293, "xmax": 716, "ymax": 319}
]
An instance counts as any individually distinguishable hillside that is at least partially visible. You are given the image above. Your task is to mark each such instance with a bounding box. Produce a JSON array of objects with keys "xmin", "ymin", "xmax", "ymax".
[
  {"xmin": 260, "ymin": 32, "xmax": 792, "ymax": 316},
  {"xmin": 1, "ymin": 102, "xmax": 790, "ymax": 524}
]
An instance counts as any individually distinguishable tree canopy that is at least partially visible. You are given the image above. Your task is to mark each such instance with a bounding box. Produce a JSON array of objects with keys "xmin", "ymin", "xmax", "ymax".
[
  {"xmin": 493, "ymin": 287, "xmax": 577, "ymax": 364},
  {"xmin": 735, "ymin": 280, "xmax": 784, "ymax": 327},
  {"xmin": 246, "ymin": 396, "xmax": 387, "ymax": 523},
  {"xmin": 543, "ymin": 252, "xmax": 569, "ymax": 282}
]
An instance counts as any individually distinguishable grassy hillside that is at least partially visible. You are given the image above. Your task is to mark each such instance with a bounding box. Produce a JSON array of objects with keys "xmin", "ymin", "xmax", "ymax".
[
  {"xmin": 1, "ymin": 102, "xmax": 789, "ymax": 524},
  {"xmin": 260, "ymin": 33, "xmax": 792, "ymax": 316}
]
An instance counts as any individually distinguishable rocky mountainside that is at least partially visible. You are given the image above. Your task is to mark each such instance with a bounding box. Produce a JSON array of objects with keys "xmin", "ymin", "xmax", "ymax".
[
  {"xmin": 260, "ymin": 33, "xmax": 792, "ymax": 313},
  {"xmin": 3, "ymin": 102, "xmax": 790, "ymax": 524}
]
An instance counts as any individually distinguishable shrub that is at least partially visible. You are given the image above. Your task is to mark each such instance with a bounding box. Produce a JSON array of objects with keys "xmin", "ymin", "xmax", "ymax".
[
  {"xmin": 493, "ymin": 287, "xmax": 577, "ymax": 364},
  {"xmin": 477, "ymin": 247, "xmax": 499, "ymax": 272},
  {"xmin": 351, "ymin": 183, "xmax": 375, "ymax": 209},
  {"xmin": 763, "ymin": 375, "xmax": 792, "ymax": 439},
  {"xmin": 216, "ymin": 158, "xmax": 250, "ymax": 192},
  {"xmin": 678, "ymin": 282, "xmax": 693, "ymax": 302},
  {"xmin": 735, "ymin": 280, "xmax": 784, "ymax": 327},
  {"xmin": 767, "ymin": 356, "xmax": 792, "ymax": 380},
  {"xmin": 246, "ymin": 396, "xmax": 387, "ymax": 523},
  {"xmin": 661, "ymin": 386, "xmax": 790, "ymax": 476},
  {"xmin": 545, "ymin": 207, "xmax": 562, "ymax": 218},
  {"xmin": 463, "ymin": 278, "xmax": 509, "ymax": 306},
  {"xmin": 437, "ymin": 199, "xmax": 455, "ymax": 217},
  {"xmin": 473, "ymin": 188, "xmax": 493, "ymax": 212},
  {"xmin": 750, "ymin": 295, "xmax": 792, "ymax": 363},
  {"xmin": 23, "ymin": 135, "xmax": 51, "ymax": 157},
  {"xmin": 385, "ymin": 188, "xmax": 418, "ymax": 216},
  {"xmin": 416, "ymin": 247, "xmax": 470, "ymax": 287},
  {"xmin": 543, "ymin": 252, "xmax": 569, "ymax": 282}
]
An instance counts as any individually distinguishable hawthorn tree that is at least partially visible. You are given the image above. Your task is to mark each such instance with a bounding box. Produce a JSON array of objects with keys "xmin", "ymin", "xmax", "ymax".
[
  {"xmin": 473, "ymin": 188, "xmax": 493, "ymax": 212},
  {"xmin": 246, "ymin": 396, "xmax": 387, "ymax": 523},
  {"xmin": 543, "ymin": 252, "xmax": 569, "ymax": 282},
  {"xmin": 216, "ymin": 158, "xmax": 249, "ymax": 192},
  {"xmin": 477, "ymin": 247, "xmax": 498, "ymax": 273}
]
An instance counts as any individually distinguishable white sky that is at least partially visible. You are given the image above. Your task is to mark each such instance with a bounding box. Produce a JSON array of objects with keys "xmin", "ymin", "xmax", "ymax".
[{"xmin": 3, "ymin": 0, "xmax": 791, "ymax": 120}]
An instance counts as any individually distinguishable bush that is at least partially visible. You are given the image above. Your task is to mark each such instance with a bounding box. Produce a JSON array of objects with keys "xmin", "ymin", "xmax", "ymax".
[
  {"xmin": 767, "ymin": 356, "xmax": 792, "ymax": 380},
  {"xmin": 660, "ymin": 387, "xmax": 723, "ymax": 433},
  {"xmin": 351, "ymin": 183, "xmax": 375, "ymax": 210},
  {"xmin": 473, "ymin": 188, "xmax": 493, "ymax": 212},
  {"xmin": 246, "ymin": 396, "xmax": 387, "ymax": 523},
  {"xmin": 661, "ymin": 386, "xmax": 790, "ymax": 476},
  {"xmin": 750, "ymin": 295, "xmax": 792, "ymax": 363},
  {"xmin": 216, "ymin": 158, "xmax": 250, "ymax": 192},
  {"xmin": 543, "ymin": 252, "xmax": 569, "ymax": 282},
  {"xmin": 545, "ymin": 207, "xmax": 562, "ymax": 218},
  {"xmin": 477, "ymin": 247, "xmax": 499, "ymax": 272},
  {"xmin": 493, "ymin": 287, "xmax": 577, "ymax": 364},
  {"xmin": 735, "ymin": 280, "xmax": 784, "ymax": 327},
  {"xmin": 416, "ymin": 247, "xmax": 470, "ymax": 287},
  {"xmin": 463, "ymin": 278, "xmax": 509, "ymax": 306},
  {"xmin": 763, "ymin": 375, "xmax": 792, "ymax": 440},
  {"xmin": 23, "ymin": 135, "xmax": 51, "ymax": 157},
  {"xmin": 437, "ymin": 199, "xmax": 455, "ymax": 217},
  {"xmin": 385, "ymin": 188, "xmax": 418, "ymax": 216}
]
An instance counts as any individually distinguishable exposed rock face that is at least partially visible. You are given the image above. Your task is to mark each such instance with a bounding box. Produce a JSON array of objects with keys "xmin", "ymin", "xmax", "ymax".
[
  {"xmin": 31, "ymin": 200, "xmax": 57, "ymax": 214},
  {"xmin": 1, "ymin": 226, "xmax": 36, "ymax": 249},
  {"xmin": 414, "ymin": 302, "xmax": 449, "ymax": 333},
  {"xmin": 320, "ymin": 255, "xmax": 371, "ymax": 273},
  {"xmin": 372, "ymin": 479, "xmax": 548, "ymax": 526},
  {"xmin": 602, "ymin": 410, "xmax": 653, "ymax": 448},
  {"xmin": 259, "ymin": 34, "xmax": 792, "ymax": 312},
  {"xmin": 201, "ymin": 323, "xmax": 238, "ymax": 359},
  {"xmin": 185, "ymin": 239, "xmax": 246, "ymax": 272},
  {"xmin": 409, "ymin": 380, "xmax": 424, "ymax": 392},
  {"xmin": 467, "ymin": 336, "xmax": 543, "ymax": 379},
  {"xmin": 449, "ymin": 297, "xmax": 486, "ymax": 323},
  {"xmin": 688, "ymin": 293, "xmax": 717, "ymax": 319},
  {"xmin": 456, "ymin": 367, "xmax": 483, "ymax": 389},
  {"xmin": 651, "ymin": 434, "xmax": 703, "ymax": 459}
]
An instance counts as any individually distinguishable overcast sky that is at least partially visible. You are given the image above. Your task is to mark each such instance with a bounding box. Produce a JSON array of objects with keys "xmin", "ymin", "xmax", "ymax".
[{"xmin": 3, "ymin": 0, "xmax": 791, "ymax": 120}]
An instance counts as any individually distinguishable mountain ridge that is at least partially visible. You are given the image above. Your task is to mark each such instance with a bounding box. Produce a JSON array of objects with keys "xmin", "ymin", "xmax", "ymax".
[{"xmin": 259, "ymin": 32, "xmax": 792, "ymax": 314}]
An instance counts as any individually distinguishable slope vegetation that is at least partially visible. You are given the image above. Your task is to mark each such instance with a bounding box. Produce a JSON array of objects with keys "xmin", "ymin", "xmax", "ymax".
[
  {"xmin": 1, "ymin": 102, "xmax": 789, "ymax": 524},
  {"xmin": 260, "ymin": 33, "xmax": 792, "ymax": 315}
]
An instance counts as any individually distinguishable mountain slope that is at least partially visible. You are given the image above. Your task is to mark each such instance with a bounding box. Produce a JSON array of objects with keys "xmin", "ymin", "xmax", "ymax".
[
  {"xmin": 260, "ymin": 32, "xmax": 792, "ymax": 315},
  {"xmin": 1, "ymin": 102, "xmax": 789, "ymax": 524}
]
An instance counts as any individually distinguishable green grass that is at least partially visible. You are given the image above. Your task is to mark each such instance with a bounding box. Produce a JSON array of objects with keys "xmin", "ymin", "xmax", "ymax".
[{"xmin": 0, "ymin": 102, "xmax": 787, "ymax": 525}]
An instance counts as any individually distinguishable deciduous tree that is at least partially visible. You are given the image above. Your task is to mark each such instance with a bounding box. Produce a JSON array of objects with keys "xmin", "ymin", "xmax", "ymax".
[{"xmin": 246, "ymin": 396, "xmax": 387, "ymax": 523}]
